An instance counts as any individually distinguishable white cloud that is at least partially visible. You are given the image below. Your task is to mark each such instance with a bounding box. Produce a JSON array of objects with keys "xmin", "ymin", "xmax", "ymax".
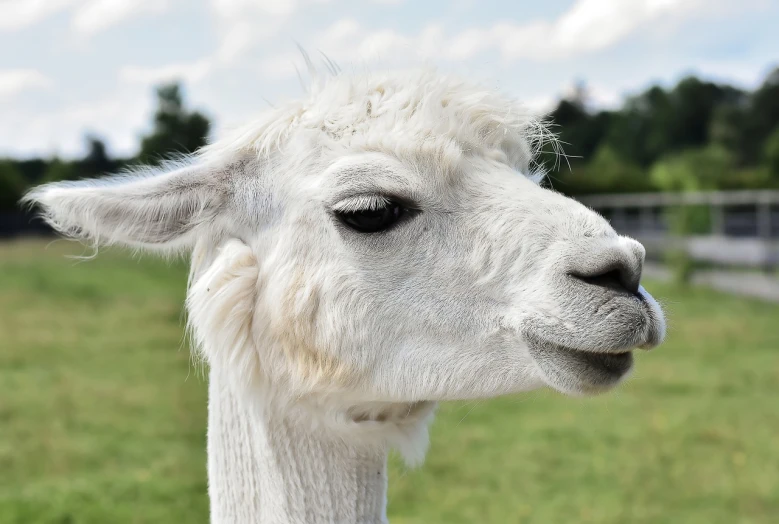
[
  {"xmin": 512, "ymin": 0, "xmax": 702, "ymax": 59},
  {"xmin": 207, "ymin": 0, "xmax": 407, "ymax": 66},
  {"xmin": 0, "ymin": 69, "xmax": 51, "ymax": 98},
  {"xmin": 117, "ymin": 0, "xmax": 294, "ymax": 92},
  {"xmin": 0, "ymin": 0, "xmax": 76, "ymax": 31},
  {"xmin": 692, "ymin": 60, "xmax": 777, "ymax": 89},
  {"xmin": 71, "ymin": 0, "xmax": 171, "ymax": 36},
  {"xmin": 283, "ymin": 0, "xmax": 706, "ymax": 72},
  {"xmin": 451, "ymin": 0, "xmax": 705, "ymax": 62},
  {"xmin": 0, "ymin": 87, "xmax": 152, "ymax": 157},
  {"xmin": 560, "ymin": 81, "xmax": 624, "ymax": 110},
  {"xmin": 214, "ymin": 21, "xmax": 270, "ymax": 64},
  {"xmin": 521, "ymin": 93, "xmax": 558, "ymax": 114},
  {"xmin": 585, "ymin": 84, "xmax": 623, "ymax": 110},
  {"xmin": 115, "ymin": 0, "xmax": 299, "ymax": 93},
  {"xmin": 0, "ymin": 0, "xmax": 171, "ymax": 36},
  {"xmin": 119, "ymin": 59, "xmax": 212, "ymax": 85},
  {"xmin": 305, "ymin": 19, "xmax": 410, "ymax": 65},
  {"xmin": 258, "ymin": 54, "xmax": 301, "ymax": 80},
  {"xmin": 208, "ymin": 0, "xmax": 310, "ymax": 65},
  {"xmin": 211, "ymin": 0, "xmax": 299, "ymax": 18}
]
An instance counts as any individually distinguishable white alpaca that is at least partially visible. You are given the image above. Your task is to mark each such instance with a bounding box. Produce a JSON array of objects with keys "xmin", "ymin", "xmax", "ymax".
[{"xmin": 25, "ymin": 68, "xmax": 665, "ymax": 523}]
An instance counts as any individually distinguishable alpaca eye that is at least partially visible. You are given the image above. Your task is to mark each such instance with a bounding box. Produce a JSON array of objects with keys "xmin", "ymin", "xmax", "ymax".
[{"xmin": 336, "ymin": 201, "xmax": 406, "ymax": 233}]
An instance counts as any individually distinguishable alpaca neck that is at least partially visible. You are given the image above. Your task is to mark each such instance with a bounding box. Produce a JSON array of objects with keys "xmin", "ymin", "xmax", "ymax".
[{"xmin": 207, "ymin": 369, "xmax": 389, "ymax": 524}]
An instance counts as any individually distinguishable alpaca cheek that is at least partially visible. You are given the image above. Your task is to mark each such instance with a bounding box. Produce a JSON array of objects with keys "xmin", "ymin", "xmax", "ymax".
[
  {"xmin": 187, "ymin": 240, "xmax": 262, "ymax": 384},
  {"xmin": 269, "ymin": 267, "xmax": 358, "ymax": 393}
]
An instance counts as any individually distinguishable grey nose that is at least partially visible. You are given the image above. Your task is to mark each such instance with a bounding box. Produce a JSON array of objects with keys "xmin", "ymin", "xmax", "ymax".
[{"xmin": 567, "ymin": 238, "xmax": 645, "ymax": 296}]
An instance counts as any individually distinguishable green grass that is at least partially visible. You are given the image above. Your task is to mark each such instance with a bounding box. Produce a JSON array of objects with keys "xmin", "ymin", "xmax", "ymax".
[{"xmin": 1, "ymin": 239, "xmax": 778, "ymax": 523}]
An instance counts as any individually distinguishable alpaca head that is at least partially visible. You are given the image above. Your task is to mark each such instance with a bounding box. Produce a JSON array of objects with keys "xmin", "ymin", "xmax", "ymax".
[{"xmin": 26, "ymin": 69, "xmax": 665, "ymax": 439}]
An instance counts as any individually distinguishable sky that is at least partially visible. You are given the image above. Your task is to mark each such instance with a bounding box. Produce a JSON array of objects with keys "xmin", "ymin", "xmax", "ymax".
[{"xmin": 0, "ymin": 0, "xmax": 777, "ymax": 159}]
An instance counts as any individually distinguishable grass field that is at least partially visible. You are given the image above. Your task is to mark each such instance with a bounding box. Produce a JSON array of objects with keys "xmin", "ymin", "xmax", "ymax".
[{"xmin": 1, "ymin": 239, "xmax": 778, "ymax": 523}]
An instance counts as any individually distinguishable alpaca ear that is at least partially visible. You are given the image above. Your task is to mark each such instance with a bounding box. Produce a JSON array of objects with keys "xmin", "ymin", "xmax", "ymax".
[{"xmin": 22, "ymin": 161, "xmax": 228, "ymax": 251}]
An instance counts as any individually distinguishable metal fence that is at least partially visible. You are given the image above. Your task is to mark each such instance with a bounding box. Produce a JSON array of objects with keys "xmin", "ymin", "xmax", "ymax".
[{"xmin": 576, "ymin": 190, "xmax": 779, "ymax": 268}]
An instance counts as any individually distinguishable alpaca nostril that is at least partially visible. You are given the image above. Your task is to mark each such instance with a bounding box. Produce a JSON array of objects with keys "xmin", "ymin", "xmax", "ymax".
[
  {"xmin": 570, "ymin": 265, "xmax": 641, "ymax": 296},
  {"xmin": 565, "ymin": 238, "xmax": 645, "ymax": 297}
]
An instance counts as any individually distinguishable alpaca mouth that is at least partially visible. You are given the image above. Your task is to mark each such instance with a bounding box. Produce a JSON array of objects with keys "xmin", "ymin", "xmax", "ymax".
[
  {"xmin": 527, "ymin": 339, "xmax": 635, "ymax": 395},
  {"xmin": 523, "ymin": 281, "xmax": 665, "ymax": 396}
]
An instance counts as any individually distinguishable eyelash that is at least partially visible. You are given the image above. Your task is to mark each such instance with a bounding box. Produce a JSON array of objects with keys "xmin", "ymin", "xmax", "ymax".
[
  {"xmin": 331, "ymin": 194, "xmax": 392, "ymax": 213},
  {"xmin": 332, "ymin": 194, "xmax": 420, "ymax": 234}
]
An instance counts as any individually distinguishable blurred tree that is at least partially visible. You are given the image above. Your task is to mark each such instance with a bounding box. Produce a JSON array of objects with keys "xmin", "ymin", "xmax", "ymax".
[
  {"xmin": 650, "ymin": 145, "xmax": 736, "ymax": 192},
  {"xmin": 42, "ymin": 158, "xmax": 79, "ymax": 183},
  {"xmin": 709, "ymin": 103, "xmax": 747, "ymax": 157},
  {"xmin": 764, "ymin": 126, "xmax": 779, "ymax": 178},
  {"xmin": 605, "ymin": 86, "xmax": 674, "ymax": 167},
  {"xmin": 543, "ymin": 70, "xmax": 776, "ymax": 196},
  {"xmin": 650, "ymin": 156, "xmax": 696, "ymax": 193},
  {"xmin": 138, "ymin": 83, "xmax": 211, "ymax": 165},
  {"xmin": 12, "ymin": 158, "xmax": 48, "ymax": 186},
  {"xmin": 0, "ymin": 160, "xmax": 27, "ymax": 210},
  {"xmin": 554, "ymin": 145, "xmax": 651, "ymax": 194},
  {"xmin": 39, "ymin": 136, "xmax": 119, "ymax": 184},
  {"xmin": 589, "ymin": 144, "xmax": 651, "ymax": 192},
  {"xmin": 602, "ymin": 80, "xmax": 746, "ymax": 168},
  {"xmin": 739, "ymin": 67, "xmax": 779, "ymax": 164},
  {"xmin": 548, "ymin": 100, "xmax": 612, "ymax": 164},
  {"xmin": 667, "ymin": 78, "xmax": 745, "ymax": 151},
  {"xmin": 79, "ymin": 135, "xmax": 116, "ymax": 177}
]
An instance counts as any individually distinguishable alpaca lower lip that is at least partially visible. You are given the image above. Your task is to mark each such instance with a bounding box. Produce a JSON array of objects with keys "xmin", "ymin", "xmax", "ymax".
[
  {"xmin": 527, "ymin": 340, "xmax": 635, "ymax": 394},
  {"xmin": 573, "ymin": 349, "xmax": 633, "ymax": 375},
  {"xmin": 545, "ymin": 344, "xmax": 633, "ymax": 376}
]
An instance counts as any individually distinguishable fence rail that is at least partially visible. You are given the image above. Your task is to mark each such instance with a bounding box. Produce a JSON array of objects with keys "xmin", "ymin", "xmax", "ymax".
[
  {"xmin": 575, "ymin": 189, "xmax": 779, "ymax": 268},
  {"xmin": 577, "ymin": 189, "xmax": 779, "ymax": 240},
  {"xmin": 577, "ymin": 190, "xmax": 779, "ymax": 208}
]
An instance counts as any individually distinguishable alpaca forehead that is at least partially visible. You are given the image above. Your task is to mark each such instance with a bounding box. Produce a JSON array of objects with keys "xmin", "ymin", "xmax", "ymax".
[
  {"xmin": 304, "ymin": 70, "xmax": 532, "ymax": 129},
  {"xmin": 305, "ymin": 72, "xmax": 536, "ymax": 157},
  {"xmin": 204, "ymin": 69, "xmax": 543, "ymax": 173}
]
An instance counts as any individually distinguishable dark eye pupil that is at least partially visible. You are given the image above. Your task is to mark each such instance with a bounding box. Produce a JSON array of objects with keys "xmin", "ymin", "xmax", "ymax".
[{"xmin": 338, "ymin": 203, "xmax": 404, "ymax": 233}]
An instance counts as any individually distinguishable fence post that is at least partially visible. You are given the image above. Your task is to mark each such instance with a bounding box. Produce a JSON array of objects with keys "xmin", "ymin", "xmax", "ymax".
[
  {"xmin": 710, "ymin": 204, "xmax": 725, "ymax": 236},
  {"xmin": 640, "ymin": 207, "xmax": 654, "ymax": 233},
  {"xmin": 757, "ymin": 202, "xmax": 772, "ymax": 239},
  {"xmin": 757, "ymin": 201, "xmax": 773, "ymax": 273},
  {"xmin": 612, "ymin": 207, "xmax": 626, "ymax": 232}
]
